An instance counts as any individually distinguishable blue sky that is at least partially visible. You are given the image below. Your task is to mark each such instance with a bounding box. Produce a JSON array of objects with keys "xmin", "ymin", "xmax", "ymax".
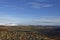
[{"xmin": 0, "ymin": 0, "xmax": 60, "ymax": 25}]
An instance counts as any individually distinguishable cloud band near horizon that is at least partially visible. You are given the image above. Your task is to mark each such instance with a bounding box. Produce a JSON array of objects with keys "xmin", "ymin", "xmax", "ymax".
[{"xmin": 0, "ymin": 16, "xmax": 60, "ymax": 26}]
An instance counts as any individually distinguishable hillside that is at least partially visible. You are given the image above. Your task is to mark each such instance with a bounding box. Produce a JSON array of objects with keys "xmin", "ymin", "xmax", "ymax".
[
  {"xmin": 47, "ymin": 28, "xmax": 60, "ymax": 37},
  {"xmin": 0, "ymin": 25, "xmax": 60, "ymax": 40}
]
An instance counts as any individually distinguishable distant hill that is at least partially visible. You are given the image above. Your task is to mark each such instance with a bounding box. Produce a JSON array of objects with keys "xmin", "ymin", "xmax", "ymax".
[
  {"xmin": 0, "ymin": 25, "xmax": 60, "ymax": 31},
  {"xmin": 46, "ymin": 28, "xmax": 60, "ymax": 37}
]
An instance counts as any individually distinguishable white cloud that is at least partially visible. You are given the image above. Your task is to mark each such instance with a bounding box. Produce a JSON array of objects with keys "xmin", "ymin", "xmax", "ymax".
[
  {"xmin": 0, "ymin": 16, "xmax": 33, "ymax": 25},
  {"xmin": 28, "ymin": 2, "xmax": 53, "ymax": 8},
  {"xmin": 0, "ymin": 16, "xmax": 60, "ymax": 25},
  {"xmin": 27, "ymin": 0, "xmax": 53, "ymax": 9},
  {"xmin": 31, "ymin": 17, "xmax": 60, "ymax": 25},
  {"xmin": 42, "ymin": 4, "xmax": 53, "ymax": 7},
  {"xmin": 0, "ymin": 4, "xmax": 24, "ymax": 10},
  {"xmin": 34, "ymin": 0, "xmax": 46, "ymax": 2},
  {"xmin": 0, "ymin": 16, "xmax": 21, "ymax": 25}
]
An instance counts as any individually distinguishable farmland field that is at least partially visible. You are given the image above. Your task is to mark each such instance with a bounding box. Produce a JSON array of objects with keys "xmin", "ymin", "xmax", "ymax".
[{"xmin": 0, "ymin": 25, "xmax": 59, "ymax": 40}]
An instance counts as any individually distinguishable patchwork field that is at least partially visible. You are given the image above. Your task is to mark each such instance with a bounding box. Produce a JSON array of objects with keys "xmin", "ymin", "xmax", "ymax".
[{"xmin": 0, "ymin": 25, "xmax": 60, "ymax": 40}]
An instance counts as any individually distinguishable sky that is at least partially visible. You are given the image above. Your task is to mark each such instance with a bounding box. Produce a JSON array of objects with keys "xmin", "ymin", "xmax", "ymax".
[{"xmin": 0, "ymin": 0, "xmax": 60, "ymax": 25}]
